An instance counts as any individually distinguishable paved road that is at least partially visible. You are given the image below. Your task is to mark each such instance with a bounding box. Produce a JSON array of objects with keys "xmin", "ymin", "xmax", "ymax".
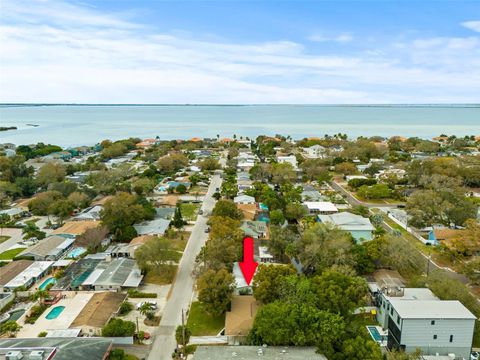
[
  {"xmin": 329, "ymin": 180, "xmax": 398, "ymax": 209},
  {"xmin": 147, "ymin": 173, "xmax": 222, "ymax": 360},
  {"xmin": 330, "ymin": 180, "xmax": 471, "ymax": 285}
]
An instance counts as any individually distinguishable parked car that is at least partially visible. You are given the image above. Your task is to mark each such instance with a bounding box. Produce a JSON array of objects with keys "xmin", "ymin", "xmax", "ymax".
[
  {"xmin": 204, "ymin": 227, "xmax": 210, "ymax": 233},
  {"xmin": 471, "ymin": 351, "xmax": 479, "ymax": 360},
  {"xmin": 136, "ymin": 301, "xmax": 157, "ymax": 310},
  {"xmin": 198, "ymin": 209, "xmax": 203, "ymax": 215}
]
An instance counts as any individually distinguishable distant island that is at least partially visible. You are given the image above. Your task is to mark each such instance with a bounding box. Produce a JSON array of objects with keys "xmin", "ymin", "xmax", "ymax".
[{"xmin": 0, "ymin": 126, "xmax": 17, "ymax": 132}]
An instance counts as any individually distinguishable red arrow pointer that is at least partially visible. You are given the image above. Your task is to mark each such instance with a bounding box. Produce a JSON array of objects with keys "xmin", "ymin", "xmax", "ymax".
[{"xmin": 239, "ymin": 236, "xmax": 258, "ymax": 286}]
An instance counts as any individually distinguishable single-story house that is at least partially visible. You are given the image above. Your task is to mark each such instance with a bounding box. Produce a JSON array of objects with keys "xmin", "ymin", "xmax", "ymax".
[
  {"xmin": 234, "ymin": 194, "xmax": 256, "ymax": 204},
  {"xmin": 69, "ymin": 291, "xmax": 126, "ymax": 335},
  {"xmin": 318, "ymin": 212, "xmax": 375, "ymax": 243},
  {"xmin": 258, "ymin": 246, "xmax": 274, "ymax": 263},
  {"xmin": 240, "ymin": 221, "xmax": 269, "ymax": 239},
  {"xmin": 133, "ymin": 218, "xmax": 171, "ymax": 236},
  {"xmin": 301, "ymin": 189, "xmax": 323, "ymax": 202},
  {"xmin": 0, "ymin": 260, "xmax": 34, "ymax": 292},
  {"xmin": 52, "ymin": 221, "xmax": 100, "ymax": 237},
  {"xmin": 427, "ymin": 228, "xmax": 464, "ymax": 243},
  {"xmin": 2, "ymin": 261, "xmax": 54, "ymax": 291},
  {"xmin": 105, "ymin": 235, "xmax": 153, "ymax": 259},
  {"xmin": 0, "ymin": 338, "xmax": 113, "ymax": 360},
  {"xmin": 225, "ymin": 296, "xmax": 259, "ymax": 345},
  {"xmin": 193, "ymin": 346, "xmax": 327, "ymax": 359},
  {"xmin": 74, "ymin": 205, "xmax": 102, "ymax": 221},
  {"xmin": 303, "ymin": 201, "xmax": 338, "ymax": 214},
  {"xmin": 0, "ymin": 207, "xmax": 26, "ymax": 219},
  {"xmin": 87, "ymin": 258, "xmax": 143, "ymax": 291},
  {"xmin": 232, "ymin": 262, "xmax": 252, "ymax": 295},
  {"xmin": 18, "ymin": 235, "xmax": 75, "ymax": 261},
  {"xmin": 155, "ymin": 207, "xmax": 176, "ymax": 220}
]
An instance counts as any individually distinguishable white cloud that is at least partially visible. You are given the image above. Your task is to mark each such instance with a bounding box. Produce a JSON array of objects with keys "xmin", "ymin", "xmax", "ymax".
[
  {"xmin": 0, "ymin": 0, "xmax": 479, "ymax": 103},
  {"xmin": 308, "ymin": 33, "xmax": 353, "ymax": 43},
  {"xmin": 462, "ymin": 20, "xmax": 480, "ymax": 33}
]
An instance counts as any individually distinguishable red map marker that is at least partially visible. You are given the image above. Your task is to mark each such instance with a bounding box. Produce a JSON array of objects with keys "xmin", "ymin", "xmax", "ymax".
[{"xmin": 239, "ymin": 236, "xmax": 258, "ymax": 285}]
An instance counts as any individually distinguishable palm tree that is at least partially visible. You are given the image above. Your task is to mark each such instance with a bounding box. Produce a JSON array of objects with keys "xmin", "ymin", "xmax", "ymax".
[{"xmin": 139, "ymin": 303, "xmax": 154, "ymax": 319}]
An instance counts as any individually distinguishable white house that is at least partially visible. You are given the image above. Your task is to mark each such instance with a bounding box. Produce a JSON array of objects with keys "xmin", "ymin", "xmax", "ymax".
[
  {"xmin": 303, "ymin": 201, "xmax": 338, "ymax": 214},
  {"xmin": 386, "ymin": 299, "xmax": 476, "ymax": 359},
  {"xmin": 234, "ymin": 194, "xmax": 256, "ymax": 204},
  {"xmin": 303, "ymin": 145, "xmax": 327, "ymax": 159},
  {"xmin": 277, "ymin": 155, "xmax": 298, "ymax": 169}
]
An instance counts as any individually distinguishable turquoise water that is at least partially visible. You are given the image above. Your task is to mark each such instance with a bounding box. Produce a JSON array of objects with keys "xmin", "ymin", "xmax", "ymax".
[
  {"xmin": 1, "ymin": 104, "xmax": 479, "ymax": 146},
  {"xmin": 39, "ymin": 277, "xmax": 57, "ymax": 290},
  {"xmin": 366, "ymin": 326, "xmax": 386, "ymax": 342},
  {"xmin": 67, "ymin": 247, "xmax": 86, "ymax": 259},
  {"xmin": 46, "ymin": 306, "xmax": 65, "ymax": 320}
]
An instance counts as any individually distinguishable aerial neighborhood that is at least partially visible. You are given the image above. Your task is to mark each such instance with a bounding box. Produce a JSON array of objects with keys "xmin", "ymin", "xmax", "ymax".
[{"xmin": 0, "ymin": 134, "xmax": 479, "ymax": 360}]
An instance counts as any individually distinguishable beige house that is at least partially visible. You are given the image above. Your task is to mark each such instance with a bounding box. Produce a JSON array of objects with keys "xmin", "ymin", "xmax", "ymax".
[{"xmin": 70, "ymin": 292, "xmax": 126, "ymax": 336}]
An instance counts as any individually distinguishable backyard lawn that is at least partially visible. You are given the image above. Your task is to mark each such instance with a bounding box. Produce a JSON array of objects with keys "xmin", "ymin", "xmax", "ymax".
[
  {"xmin": 180, "ymin": 203, "xmax": 200, "ymax": 221},
  {"xmin": 186, "ymin": 302, "xmax": 225, "ymax": 336},
  {"xmin": 0, "ymin": 247, "xmax": 25, "ymax": 260}
]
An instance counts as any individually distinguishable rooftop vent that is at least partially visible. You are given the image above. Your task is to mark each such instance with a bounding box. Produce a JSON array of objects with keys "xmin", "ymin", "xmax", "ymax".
[
  {"xmin": 29, "ymin": 350, "xmax": 44, "ymax": 360},
  {"xmin": 6, "ymin": 351, "xmax": 23, "ymax": 360}
]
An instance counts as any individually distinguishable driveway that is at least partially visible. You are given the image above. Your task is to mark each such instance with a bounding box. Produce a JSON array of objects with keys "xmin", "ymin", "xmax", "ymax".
[{"xmin": 147, "ymin": 173, "xmax": 223, "ymax": 360}]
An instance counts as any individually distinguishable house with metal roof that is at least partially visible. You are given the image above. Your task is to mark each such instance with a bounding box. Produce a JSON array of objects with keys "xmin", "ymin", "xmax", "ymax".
[
  {"xmin": 193, "ymin": 346, "xmax": 327, "ymax": 360},
  {"xmin": 18, "ymin": 235, "xmax": 75, "ymax": 261},
  {"xmin": 0, "ymin": 337, "xmax": 113, "ymax": 360},
  {"xmin": 88, "ymin": 258, "xmax": 143, "ymax": 291},
  {"xmin": 133, "ymin": 218, "xmax": 171, "ymax": 236},
  {"xmin": 3, "ymin": 261, "xmax": 54, "ymax": 291},
  {"xmin": 318, "ymin": 212, "xmax": 375, "ymax": 243},
  {"xmin": 240, "ymin": 221, "xmax": 269, "ymax": 239}
]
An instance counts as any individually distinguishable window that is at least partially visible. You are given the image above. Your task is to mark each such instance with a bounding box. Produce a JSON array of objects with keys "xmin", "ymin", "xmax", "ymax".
[
  {"xmin": 433, "ymin": 335, "xmax": 437, "ymax": 340},
  {"xmin": 390, "ymin": 308, "xmax": 393, "ymax": 315},
  {"xmin": 431, "ymin": 320, "xmax": 435, "ymax": 325},
  {"xmin": 449, "ymin": 335, "xmax": 453, "ymax": 343},
  {"xmin": 397, "ymin": 315, "xmax": 400, "ymax": 324}
]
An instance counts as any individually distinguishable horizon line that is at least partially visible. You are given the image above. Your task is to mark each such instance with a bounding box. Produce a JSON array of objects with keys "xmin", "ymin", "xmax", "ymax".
[{"xmin": 1, "ymin": 103, "xmax": 479, "ymax": 107}]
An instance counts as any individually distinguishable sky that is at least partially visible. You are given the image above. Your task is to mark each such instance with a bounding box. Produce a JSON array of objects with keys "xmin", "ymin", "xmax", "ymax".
[{"xmin": 0, "ymin": 0, "xmax": 479, "ymax": 104}]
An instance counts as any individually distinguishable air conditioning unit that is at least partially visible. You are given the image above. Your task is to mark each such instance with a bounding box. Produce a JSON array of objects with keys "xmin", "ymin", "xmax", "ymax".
[
  {"xmin": 447, "ymin": 354, "xmax": 456, "ymax": 360},
  {"xmin": 6, "ymin": 351, "xmax": 23, "ymax": 360},
  {"xmin": 29, "ymin": 350, "xmax": 45, "ymax": 360}
]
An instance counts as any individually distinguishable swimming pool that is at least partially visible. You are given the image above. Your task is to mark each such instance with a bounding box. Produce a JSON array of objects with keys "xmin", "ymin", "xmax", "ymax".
[
  {"xmin": 39, "ymin": 277, "xmax": 57, "ymax": 290},
  {"xmin": 366, "ymin": 326, "xmax": 387, "ymax": 343},
  {"xmin": 67, "ymin": 247, "xmax": 86, "ymax": 258},
  {"xmin": 46, "ymin": 306, "xmax": 65, "ymax": 320}
]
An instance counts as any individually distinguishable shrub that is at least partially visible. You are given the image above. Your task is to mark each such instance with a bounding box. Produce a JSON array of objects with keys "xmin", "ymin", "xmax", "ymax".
[
  {"xmin": 118, "ymin": 301, "xmax": 134, "ymax": 315},
  {"xmin": 127, "ymin": 289, "xmax": 157, "ymax": 298},
  {"xmin": 38, "ymin": 331, "xmax": 47, "ymax": 337},
  {"xmin": 102, "ymin": 318, "xmax": 136, "ymax": 337}
]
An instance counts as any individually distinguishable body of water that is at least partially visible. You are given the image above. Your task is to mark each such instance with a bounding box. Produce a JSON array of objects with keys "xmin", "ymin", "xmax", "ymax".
[{"xmin": 0, "ymin": 104, "xmax": 479, "ymax": 147}]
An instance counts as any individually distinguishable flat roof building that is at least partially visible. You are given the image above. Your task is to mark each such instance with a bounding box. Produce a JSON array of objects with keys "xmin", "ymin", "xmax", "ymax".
[{"xmin": 193, "ymin": 346, "xmax": 327, "ymax": 360}]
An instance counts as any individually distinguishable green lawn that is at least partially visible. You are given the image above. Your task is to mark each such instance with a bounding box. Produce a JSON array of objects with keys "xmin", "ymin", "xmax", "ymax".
[
  {"xmin": 0, "ymin": 235, "xmax": 11, "ymax": 244},
  {"xmin": 0, "ymin": 247, "xmax": 25, "ymax": 260},
  {"xmin": 187, "ymin": 302, "xmax": 225, "ymax": 336},
  {"xmin": 180, "ymin": 203, "xmax": 200, "ymax": 221},
  {"xmin": 144, "ymin": 265, "xmax": 178, "ymax": 285}
]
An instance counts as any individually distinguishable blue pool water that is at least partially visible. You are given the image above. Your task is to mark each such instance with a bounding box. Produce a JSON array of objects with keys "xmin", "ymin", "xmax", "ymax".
[
  {"xmin": 39, "ymin": 277, "xmax": 57, "ymax": 290},
  {"xmin": 367, "ymin": 326, "xmax": 384, "ymax": 342},
  {"xmin": 67, "ymin": 247, "xmax": 86, "ymax": 258},
  {"xmin": 46, "ymin": 306, "xmax": 65, "ymax": 320}
]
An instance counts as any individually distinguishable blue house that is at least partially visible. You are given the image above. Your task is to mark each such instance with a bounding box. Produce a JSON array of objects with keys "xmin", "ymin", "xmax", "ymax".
[{"xmin": 318, "ymin": 212, "xmax": 375, "ymax": 243}]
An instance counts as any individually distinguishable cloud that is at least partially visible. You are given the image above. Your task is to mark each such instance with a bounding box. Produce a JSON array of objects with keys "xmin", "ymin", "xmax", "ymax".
[
  {"xmin": 462, "ymin": 20, "xmax": 480, "ymax": 33},
  {"xmin": 0, "ymin": 0, "xmax": 479, "ymax": 103},
  {"xmin": 308, "ymin": 33, "xmax": 353, "ymax": 43}
]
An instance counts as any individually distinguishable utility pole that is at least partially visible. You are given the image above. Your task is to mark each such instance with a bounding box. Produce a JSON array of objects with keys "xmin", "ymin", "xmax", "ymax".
[{"xmin": 181, "ymin": 309, "xmax": 186, "ymax": 349}]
